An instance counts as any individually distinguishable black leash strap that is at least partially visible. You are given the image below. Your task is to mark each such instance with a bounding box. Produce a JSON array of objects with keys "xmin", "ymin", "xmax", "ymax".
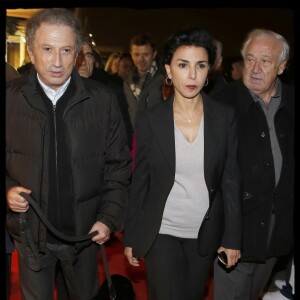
[
  {"xmin": 18, "ymin": 213, "xmax": 42, "ymax": 271},
  {"xmin": 19, "ymin": 192, "xmax": 117, "ymax": 299},
  {"xmin": 20, "ymin": 192, "xmax": 97, "ymax": 242},
  {"xmin": 100, "ymin": 244, "xmax": 117, "ymax": 300}
]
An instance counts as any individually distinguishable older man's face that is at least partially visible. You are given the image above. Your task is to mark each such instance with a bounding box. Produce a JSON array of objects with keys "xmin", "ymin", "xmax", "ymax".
[{"xmin": 76, "ymin": 43, "xmax": 95, "ymax": 78}]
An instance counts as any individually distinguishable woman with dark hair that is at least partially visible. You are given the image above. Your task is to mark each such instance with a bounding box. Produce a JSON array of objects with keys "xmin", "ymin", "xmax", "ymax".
[{"xmin": 124, "ymin": 27, "xmax": 242, "ymax": 300}]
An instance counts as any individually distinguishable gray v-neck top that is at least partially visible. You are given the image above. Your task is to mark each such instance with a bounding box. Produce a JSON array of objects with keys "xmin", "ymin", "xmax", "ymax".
[{"xmin": 159, "ymin": 118, "xmax": 209, "ymax": 238}]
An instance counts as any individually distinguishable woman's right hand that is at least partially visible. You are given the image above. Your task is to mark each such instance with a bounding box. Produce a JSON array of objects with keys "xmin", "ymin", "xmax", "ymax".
[{"xmin": 124, "ymin": 247, "xmax": 140, "ymax": 266}]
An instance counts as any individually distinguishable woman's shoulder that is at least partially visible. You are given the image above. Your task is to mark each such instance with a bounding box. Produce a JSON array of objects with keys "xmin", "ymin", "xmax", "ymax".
[
  {"xmin": 136, "ymin": 99, "xmax": 172, "ymax": 127},
  {"xmin": 203, "ymin": 92, "xmax": 234, "ymax": 112},
  {"xmin": 202, "ymin": 93, "xmax": 236, "ymax": 124}
]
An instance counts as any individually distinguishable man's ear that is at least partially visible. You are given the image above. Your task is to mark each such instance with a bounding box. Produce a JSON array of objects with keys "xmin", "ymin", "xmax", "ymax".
[
  {"xmin": 26, "ymin": 46, "xmax": 34, "ymax": 64},
  {"xmin": 278, "ymin": 61, "xmax": 287, "ymax": 75}
]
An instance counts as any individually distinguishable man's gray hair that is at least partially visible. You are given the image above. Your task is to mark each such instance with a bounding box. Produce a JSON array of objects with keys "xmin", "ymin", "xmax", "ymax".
[
  {"xmin": 25, "ymin": 8, "xmax": 84, "ymax": 55},
  {"xmin": 241, "ymin": 28, "xmax": 289, "ymax": 65}
]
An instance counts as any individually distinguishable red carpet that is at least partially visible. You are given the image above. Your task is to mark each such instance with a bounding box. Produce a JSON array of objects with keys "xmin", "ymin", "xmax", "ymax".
[{"xmin": 9, "ymin": 232, "xmax": 213, "ymax": 299}]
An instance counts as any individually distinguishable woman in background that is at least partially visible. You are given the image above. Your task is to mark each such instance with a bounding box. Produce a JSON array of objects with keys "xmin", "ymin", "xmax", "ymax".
[{"xmin": 105, "ymin": 52, "xmax": 120, "ymax": 74}]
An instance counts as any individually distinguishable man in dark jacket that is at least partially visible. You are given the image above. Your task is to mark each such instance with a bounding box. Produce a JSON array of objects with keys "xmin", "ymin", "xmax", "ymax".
[
  {"xmin": 6, "ymin": 8, "xmax": 131, "ymax": 299},
  {"xmin": 213, "ymin": 29, "xmax": 294, "ymax": 300},
  {"xmin": 123, "ymin": 34, "xmax": 164, "ymax": 131},
  {"xmin": 75, "ymin": 35, "xmax": 133, "ymax": 148}
]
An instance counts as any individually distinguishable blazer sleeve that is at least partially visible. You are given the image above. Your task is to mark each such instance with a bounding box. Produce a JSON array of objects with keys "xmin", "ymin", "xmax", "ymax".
[
  {"xmin": 123, "ymin": 110, "xmax": 151, "ymax": 246},
  {"xmin": 220, "ymin": 108, "xmax": 242, "ymax": 249}
]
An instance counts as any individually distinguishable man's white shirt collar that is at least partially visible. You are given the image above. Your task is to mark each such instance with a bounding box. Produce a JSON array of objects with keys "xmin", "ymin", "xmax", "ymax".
[{"xmin": 37, "ymin": 74, "xmax": 71, "ymax": 106}]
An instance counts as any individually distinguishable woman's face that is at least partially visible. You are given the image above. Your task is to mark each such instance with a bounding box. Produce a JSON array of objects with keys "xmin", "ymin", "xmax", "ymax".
[{"xmin": 165, "ymin": 45, "xmax": 209, "ymax": 99}]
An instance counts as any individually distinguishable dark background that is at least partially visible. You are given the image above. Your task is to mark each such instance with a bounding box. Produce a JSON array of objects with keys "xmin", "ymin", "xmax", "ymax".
[
  {"xmin": 75, "ymin": 7, "xmax": 294, "ymax": 59},
  {"xmin": 3, "ymin": 4, "xmax": 295, "ymax": 60}
]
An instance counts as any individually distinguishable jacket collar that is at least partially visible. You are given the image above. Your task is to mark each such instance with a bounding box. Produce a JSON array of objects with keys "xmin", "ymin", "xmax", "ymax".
[
  {"xmin": 236, "ymin": 79, "xmax": 293, "ymax": 115},
  {"xmin": 21, "ymin": 68, "xmax": 89, "ymax": 111}
]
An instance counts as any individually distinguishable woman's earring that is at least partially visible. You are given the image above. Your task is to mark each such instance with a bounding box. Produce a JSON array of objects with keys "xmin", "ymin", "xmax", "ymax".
[
  {"xmin": 204, "ymin": 78, "xmax": 209, "ymax": 86},
  {"xmin": 165, "ymin": 76, "xmax": 173, "ymax": 86}
]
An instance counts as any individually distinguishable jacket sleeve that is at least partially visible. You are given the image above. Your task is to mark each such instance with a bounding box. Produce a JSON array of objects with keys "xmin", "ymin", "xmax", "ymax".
[
  {"xmin": 220, "ymin": 108, "xmax": 242, "ymax": 249},
  {"xmin": 123, "ymin": 110, "xmax": 151, "ymax": 246},
  {"xmin": 97, "ymin": 94, "xmax": 132, "ymax": 232}
]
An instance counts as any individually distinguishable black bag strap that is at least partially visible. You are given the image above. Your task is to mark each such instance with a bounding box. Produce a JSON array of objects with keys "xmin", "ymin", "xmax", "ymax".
[{"xmin": 20, "ymin": 192, "xmax": 117, "ymax": 299}]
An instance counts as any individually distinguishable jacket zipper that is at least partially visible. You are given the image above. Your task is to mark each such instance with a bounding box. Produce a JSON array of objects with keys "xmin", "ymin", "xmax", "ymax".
[
  {"xmin": 62, "ymin": 98, "xmax": 88, "ymax": 220},
  {"xmin": 53, "ymin": 104, "xmax": 60, "ymax": 220}
]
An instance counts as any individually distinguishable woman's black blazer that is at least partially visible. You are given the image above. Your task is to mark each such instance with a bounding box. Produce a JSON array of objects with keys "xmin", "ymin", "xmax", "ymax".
[{"xmin": 124, "ymin": 92, "xmax": 242, "ymax": 258}]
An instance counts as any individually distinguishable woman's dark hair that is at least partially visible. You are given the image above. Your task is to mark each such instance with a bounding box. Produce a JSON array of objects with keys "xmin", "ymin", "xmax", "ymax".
[{"xmin": 163, "ymin": 27, "xmax": 216, "ymax": 66}]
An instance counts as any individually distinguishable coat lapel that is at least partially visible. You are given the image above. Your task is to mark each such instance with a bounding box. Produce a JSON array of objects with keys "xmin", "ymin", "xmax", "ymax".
[
  {"xmin": 148, "ymin": 98, "xmax": 176, "ymax": 174},
  {"xmin": 202, "ymin": 93, "xmax": 226, "ymax": 175},
  {"xmin": 147, "ymin": 94, "xmax": 228, "ymax": 177}
]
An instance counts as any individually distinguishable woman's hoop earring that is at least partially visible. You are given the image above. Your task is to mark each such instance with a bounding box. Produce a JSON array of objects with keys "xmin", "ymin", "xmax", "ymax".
[
  {"xmin": 204, "ymin": 78, "xmax": 209, "ymax": 86},
  {"xmin": 165, "ymin": 76, "xmax": 173, "ymax": 86}
]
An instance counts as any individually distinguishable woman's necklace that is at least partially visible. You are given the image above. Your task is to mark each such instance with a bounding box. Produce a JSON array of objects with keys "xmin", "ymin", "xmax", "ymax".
[
  {"xmin": 175, "ymin": 100, "xmax": 201, "ymax": 125},
  {"xmin": 185, "ymin": 108, "xmax": 197, "ymax": 124}
]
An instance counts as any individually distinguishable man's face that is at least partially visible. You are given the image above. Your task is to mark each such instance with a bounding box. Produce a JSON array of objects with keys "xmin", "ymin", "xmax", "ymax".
[
  {"xmin": 75, "ymin": 43, "xmax": 95, "ymax": 78},
  {"xmin": 243, "ymin": 37, "xmax": 286, "ymax": 98},
  {"xmin": 130, "ymin": 44, "xmax": 157, "ymax": 75},
  {"xmin": 27, "ymin": 23, "xmax": 77, "ymax": 90}
]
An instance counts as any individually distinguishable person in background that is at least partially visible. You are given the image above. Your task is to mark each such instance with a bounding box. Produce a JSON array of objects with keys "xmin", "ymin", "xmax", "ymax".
[
  {"xmin": 117, "ymin": 52, "xmax": 134, "ymax": 80},
  {"xmin": 123, "ymin": 34, "xmax": 164, "ymax": 130},
  {"xmin": 124, "ymin": 26, "xmax": 241, "ymax": 300},
  {"xmin": 93, "ymin": 49, "xmax": 105, "ymax": 71},
  {"xmin": 5, "ymin": 61, "xmax": 20, "ymax": 300},
  {"xmin": 231, "ymin": 58, "xmax": 244, "ymax": 80},
  {"xmin": 6, "ymin": 8, "xmax": 131, "ymax": 299},
  {"xmin": 6, "ymin": 61, "xmax": 20, "ymax": 80},
  {"xmin": 213, "ymin": 28, "xmax": 294, "ymax": 300},
  {"xmin": 202, "ymin": 38, "xmax": 227, "ymax": 97},
  {"xmin": 75, "ymin": 35, "xmax": 133, "ymax": 148},
  {"xmin": 17, "ymin": 51, "xmax": 32, "ymax": 75},
  {"xmin": 75, "ymin": 35, "xmax": 96, "ymax": 78},
  {"xmin": 104, "ymin": 52, "xmax": 121, "ymax": 75}
]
